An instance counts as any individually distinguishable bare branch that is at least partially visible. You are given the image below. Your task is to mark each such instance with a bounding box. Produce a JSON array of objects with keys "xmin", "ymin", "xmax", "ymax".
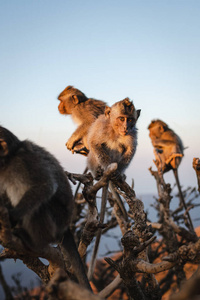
[
  {"xmin": 98, "ymin": 275, "xmax": 123, "ymax": 299},
  {"xmin": 46, "ymin": 269, "xmax": 104, "ymax": 300},
  {"xmin": 170, "ymin": 267, "xmax": 200, "ymax": 300}
]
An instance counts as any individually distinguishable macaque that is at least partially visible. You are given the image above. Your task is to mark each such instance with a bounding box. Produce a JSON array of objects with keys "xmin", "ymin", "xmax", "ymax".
[
  {"xmin": 148, "ymin": 119, "xmax": 194, "ymax": 231},
  {"xmin": 87, "ymin": 97, "xmax": 141, "ymax": 178},
  {"xmin": 87, "ymin": 98, "xmax": 141, "ymax": 279},
  {"xmin": 58, "ymin": 85, "xmax": 106, "ymax": 155},
  {"xmin": 0, "ymin": 126, "xmax": 91, "ymax": 289},
  {"xmin": 148, "ymin": 119, "xmax": 184, "ymax": 173}
]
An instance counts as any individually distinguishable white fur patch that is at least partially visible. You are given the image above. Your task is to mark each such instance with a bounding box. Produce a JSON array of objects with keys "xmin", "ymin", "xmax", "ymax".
[
  {"xmin": 0, "ymin": 174, "xmax": 30, "ymax": 207},
  {"xmin": 7, "ymin": 180, "xmax": 30, "ymax": 207}
]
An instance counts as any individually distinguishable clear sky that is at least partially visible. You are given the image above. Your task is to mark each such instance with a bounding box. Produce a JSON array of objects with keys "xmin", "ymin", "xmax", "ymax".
[{"xmin": 1, "ymin": 0, "xmax": 200, "ymax": 195}]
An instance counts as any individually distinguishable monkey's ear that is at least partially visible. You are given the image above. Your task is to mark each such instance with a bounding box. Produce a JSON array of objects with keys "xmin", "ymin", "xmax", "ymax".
[
  {"xmin": 0, "ymin": 140, "xmax": 8, "ymax": 156},
  {"xmin": 105, "ymin": 106, "xmax": 111, "ymax": 118},
  {"xmin": 72, "ymin": 95, "xmax": 80, "ymax": 105},
  {"xmin": 136, "ymin": 109, "xmax": 141, "ymax": 120}
]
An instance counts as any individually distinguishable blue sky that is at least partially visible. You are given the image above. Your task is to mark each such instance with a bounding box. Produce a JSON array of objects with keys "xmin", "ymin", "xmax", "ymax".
[{"xmin": 1, "ymin": 0, "xmax": 200, "ymax": 195}]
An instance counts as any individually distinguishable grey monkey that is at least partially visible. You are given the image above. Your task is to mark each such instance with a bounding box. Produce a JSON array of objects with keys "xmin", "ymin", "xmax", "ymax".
[{"xmin": 0, "ymin": 126, "xmax": 91, "ymax": 289}]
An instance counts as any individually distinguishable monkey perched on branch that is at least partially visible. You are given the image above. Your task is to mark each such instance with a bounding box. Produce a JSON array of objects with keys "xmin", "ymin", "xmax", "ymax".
[
  {"xmin": 87, "ymin": 98, "xmax": 141, "ymax": 279},
  {"xmin": 148, "ymin": 120, "xmax": 184, "ymax": 173},
  {"xmin": 148, "ymin": 119, "xmax": 194, "ymax": 231},
  {"xmin": 58, "ymin": 85, "xmax": 106, "ymax": 155},
  {"xmin": 87, "ymin": 97, "xmax": 141, "ymax": 179},
  {"xmin": 0, "ymin": 126, "xmax": 91, "ymax": 289}
]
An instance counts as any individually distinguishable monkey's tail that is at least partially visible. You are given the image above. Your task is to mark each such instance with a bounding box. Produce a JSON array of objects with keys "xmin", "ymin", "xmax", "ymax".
[
  {"xmin": 173, "ymin": 169, "xmax": 194, "ymax": 232},
  {"xmin": 61, "ymin": 229, "xmax": 92, "ymax": 291}
]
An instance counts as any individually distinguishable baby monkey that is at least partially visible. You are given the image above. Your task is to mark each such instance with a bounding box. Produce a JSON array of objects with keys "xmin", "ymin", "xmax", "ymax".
[
  {"xmin": 58, "ymin": 85, "xmax": 106, "ymax": 155},
  {"xmin": 87, "ymin": 98, "xmax": 141, "ymax": 279},
  {"xmin": 148, "ymin": 119, "xmax": 194, "ymax": 231},
  {"xmin": 0, "ymin": 126, "xmax": 91, "ymax": 289},
  {"xmin": 87, "ymin": 97, "xmax": 141, "ymax": 178}
]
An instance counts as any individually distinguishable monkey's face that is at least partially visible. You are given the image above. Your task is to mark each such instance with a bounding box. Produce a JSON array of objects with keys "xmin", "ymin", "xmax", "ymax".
[
  {"xmin": 109, "ymin": 104, "xmax": 140, "ymax": 136},
  {"xmin": 112, "ymin": 114, "xmax": 136, "ymax": 136},
  {"xmin": 58, "ymin": 95, "xmax": 75, "ymax": 115}
]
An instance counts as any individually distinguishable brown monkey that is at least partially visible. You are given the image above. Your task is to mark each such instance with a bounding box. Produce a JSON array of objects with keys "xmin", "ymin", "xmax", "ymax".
[
  {"xmin": 87, "ymin": 98, "xmax": 141, "ymax": 279},
  {"xmin": 87, "ymin": 97, "xmax": 141, "ymax": 178},
  {"xmin": 58, "ymin": 85, "xmax": 106, "ymax": 155},
  {"xmin": 0, "ymin": 126, "xmax": 91, "ymax": 290},
  {"xmin": 148, "ymin": 119, "xmax": 194, "ymax": 231},
  {"xmin": 148, "ymin": 120, "xmax": 184, "ymax": 172}
]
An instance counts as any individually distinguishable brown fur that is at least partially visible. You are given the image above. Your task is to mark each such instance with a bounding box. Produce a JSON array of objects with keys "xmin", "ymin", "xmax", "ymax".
[
  {"xmin": 148, "ymin": 119, "xmax": 184, "ymax": 172},
  {"xmin": 87, "ymin": 98, "xmax": 141, "ymax": 178},
  {"xmin": 58, "ymin": 86, "xmax": 106, "ymax": 154}
]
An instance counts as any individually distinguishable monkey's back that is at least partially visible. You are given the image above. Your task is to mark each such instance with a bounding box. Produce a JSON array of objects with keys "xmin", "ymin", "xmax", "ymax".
[
  {"xmin": 75, "ymin": 99, "xmax": 106, "ymax": 121},
  {"xmin": 0, "ymin": 140, "xmax": 73, "ymax": 228},
  {"xmin": 22, "ymin": 140, "xmax": 73, "ymax": 198}
]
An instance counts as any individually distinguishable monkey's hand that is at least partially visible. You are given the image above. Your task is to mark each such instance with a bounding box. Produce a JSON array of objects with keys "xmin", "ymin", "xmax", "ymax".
[
  {"xmin": 66, "ymin": 137, "xmax": 86, "ymax": 154},
  {"xmin": 66, "ymin": 138, "xmax": 76, "ymax": 152},
  {"xmin": 95, "ymin": 166, "xmax": 104, "ymax": 180}
]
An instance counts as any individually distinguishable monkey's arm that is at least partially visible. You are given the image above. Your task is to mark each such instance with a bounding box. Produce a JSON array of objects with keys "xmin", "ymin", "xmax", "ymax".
[
  {"xmin": 92, "ymin": 142, "xmax": 113, "ymax": 168},
  {"xmin": 87, "ymin": 141, "xmax": 113, "ymax": 179},
  {"xmin": 118, "ymin": 147, "xmax": 135, "ymax": 173},
  {"xmin": 66, "ymin": 123, "xmax": 91, "ymax": 151},
  {"xmin": 153, "ymin": 139, "xmax": 177, "ymax": 148},
  {"xmin": 153, "ymin": 144, "xmax": 183, "ymax": 172},
  {"xmin": 153, "ymin": 139, "xmax": 183, "ymax": 157}
]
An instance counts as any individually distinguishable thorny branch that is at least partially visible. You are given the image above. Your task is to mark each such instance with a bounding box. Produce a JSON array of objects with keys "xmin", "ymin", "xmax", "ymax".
[
  {"xmin": 46, "ymin": 269, "xmax": 104, "ymax": 300},
  {"xmin": 1, "ymin": 159, "xmax": 200, "ymax": 299},
  {"xmin": 0, "ymin": 205, "xmax": 64, "ymax": 284}
]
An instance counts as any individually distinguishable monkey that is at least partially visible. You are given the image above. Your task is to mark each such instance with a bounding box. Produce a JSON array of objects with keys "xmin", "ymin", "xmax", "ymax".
[
  {"xmin": 58, "ymin": 87, "xmax": 131, "ymax": 276},
  {"xmin": 86, "ymin": 98, "xmax": 141, "ymax": 279},
  {"xmin": 0, "ymin": 126, "xmax": 91, "ymax": 290},
  {"xmin": 87, "ymin": 97, "xmax": 141, "ymax": 178},
  {"xmin": 57, "ymin": 85, "xmax": 106, "ymax": 155},
  {"xmin": 148, "ymin": 119, "xmax": 194, "ymax": 231},
  {"xmin": 148, "ymin": 120, "xmax": 184, "ymax": 173}
]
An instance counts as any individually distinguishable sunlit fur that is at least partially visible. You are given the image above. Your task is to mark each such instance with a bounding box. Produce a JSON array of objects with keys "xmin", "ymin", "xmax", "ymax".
[
  {"xmin": 57, "ymin": 85, "xmax": 106, "ymax": 152},
  {"xmin": 148, "ymin": 119, "xmax": 184, "ymax": 172},
  {"xmin": 87, "ymin": 98, "xmax": 141, "ymax": 177}
]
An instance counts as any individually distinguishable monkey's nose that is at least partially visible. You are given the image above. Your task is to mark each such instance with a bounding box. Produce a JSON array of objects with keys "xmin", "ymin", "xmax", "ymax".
[
  {"xmin": 124, "ymin": 120, "xmax": 128, "ymax": 128},
  {"xmin": 124, "ymin": 124, "xmax": 128, "ymax": 130}
]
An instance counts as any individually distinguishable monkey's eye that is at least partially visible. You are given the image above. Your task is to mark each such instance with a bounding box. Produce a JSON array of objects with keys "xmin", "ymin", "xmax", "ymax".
[
  {"xmin": 128, "ymin": 118, "xmax": 134, "ymax": 123},
  {"xmin": 119, "ymin": 117, "xmax": 125, "ymax": 122}
]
